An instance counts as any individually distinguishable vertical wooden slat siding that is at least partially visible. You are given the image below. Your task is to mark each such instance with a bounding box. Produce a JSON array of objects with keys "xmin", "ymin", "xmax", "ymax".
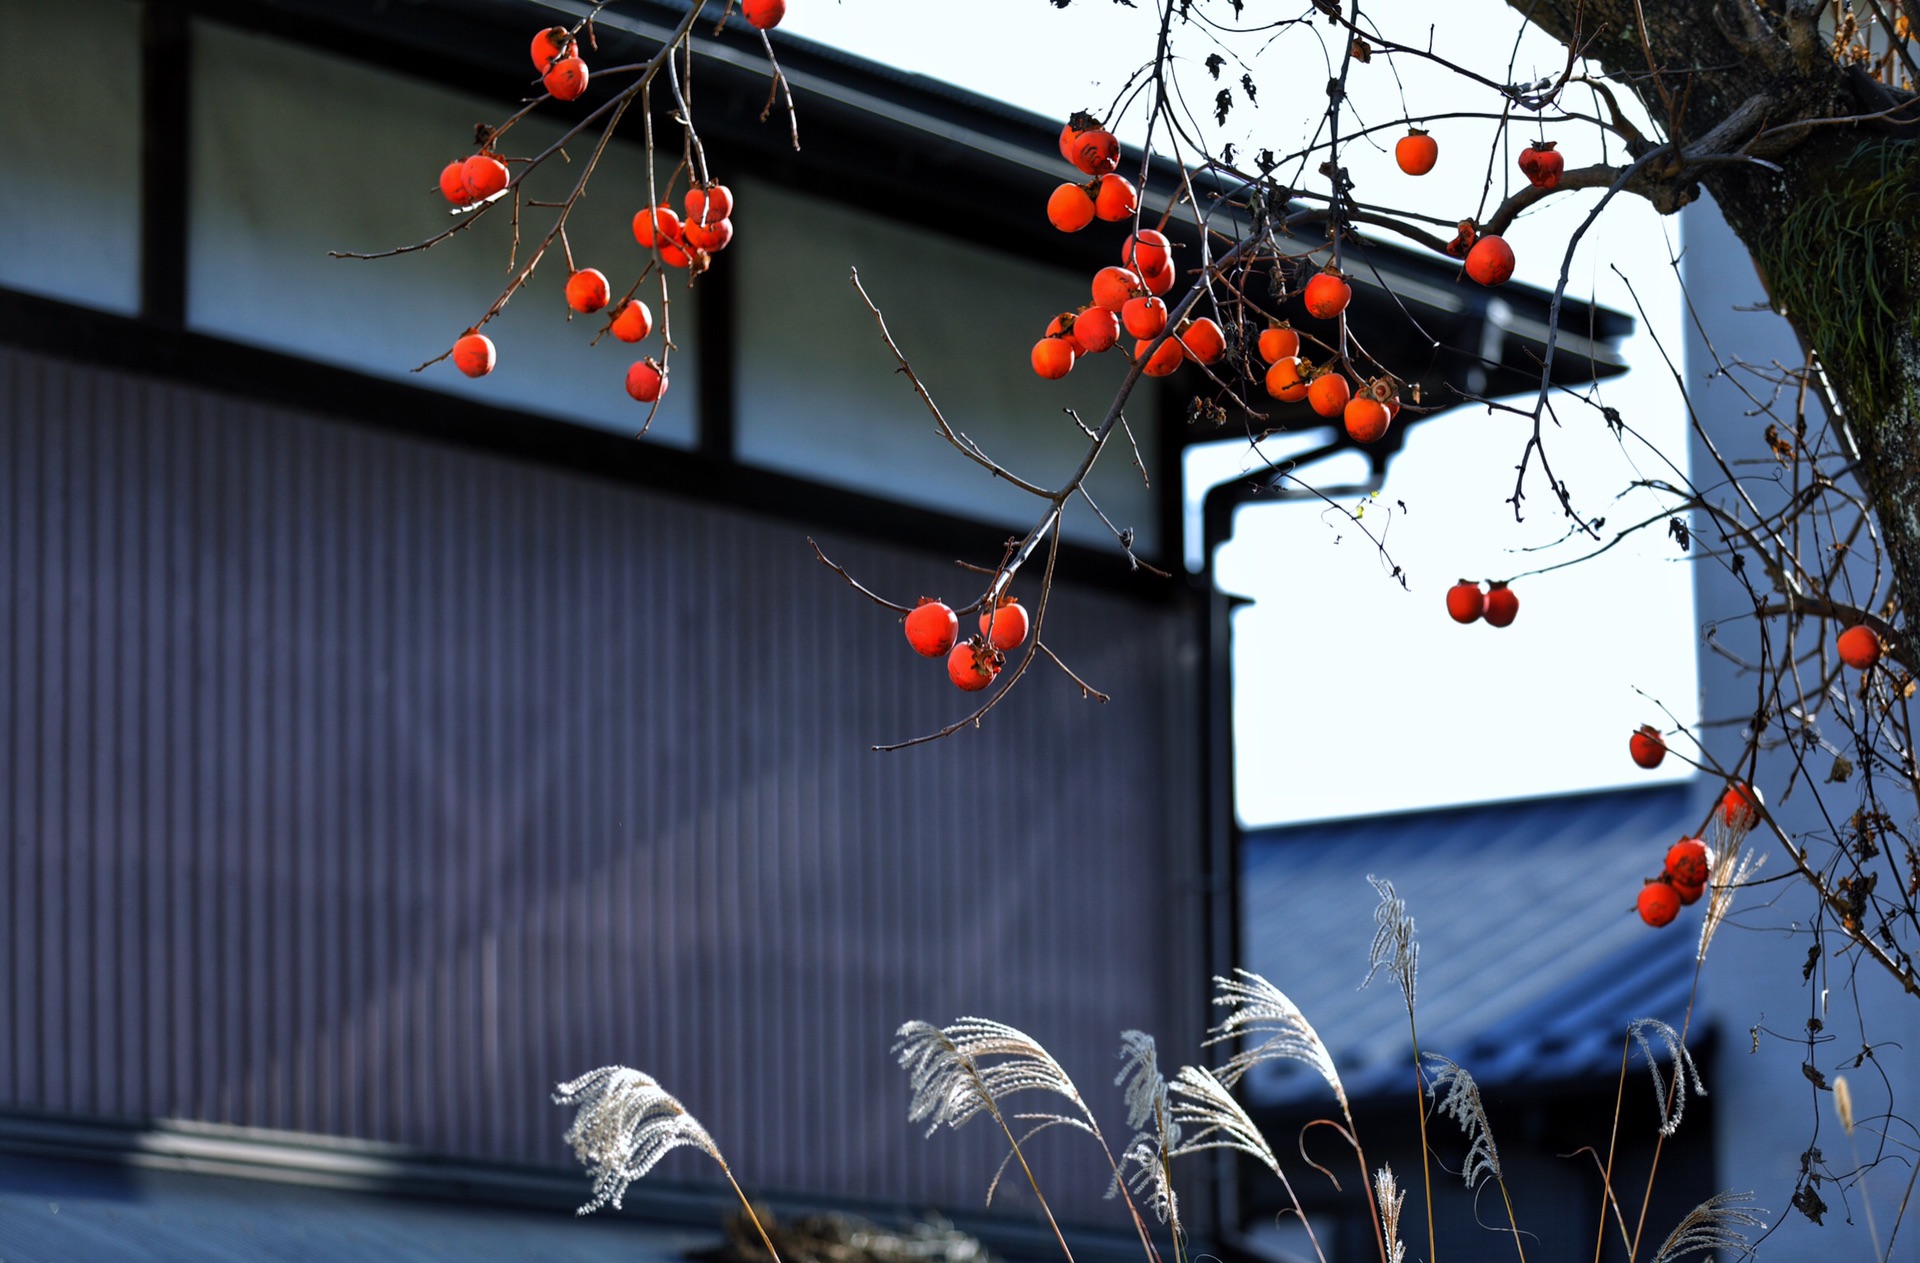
[{"xmin": 0, "ymin": 343, "xmax": 1195, "ymax": 1223}]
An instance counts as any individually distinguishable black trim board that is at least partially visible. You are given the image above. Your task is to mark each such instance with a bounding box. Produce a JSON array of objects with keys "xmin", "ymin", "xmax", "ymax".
[
  {"xmin": 140, "ymin": 3, "xmax": 191, "ymax": 327},
  {"xmin": 0, "ymin": 287, "xmax": 1178, "ymax": 601}
]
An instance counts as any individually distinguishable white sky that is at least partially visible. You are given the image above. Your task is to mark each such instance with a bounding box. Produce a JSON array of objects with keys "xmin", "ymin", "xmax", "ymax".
[{"xmin": 780, "ymin": 0, "xmax": 1700, "ymax": 825}]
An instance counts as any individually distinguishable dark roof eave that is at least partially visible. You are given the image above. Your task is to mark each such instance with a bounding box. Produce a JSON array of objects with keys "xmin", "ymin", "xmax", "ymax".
[{"xmin": 195, "ymin": 0, "xmax": 1631, "ymax": 396}]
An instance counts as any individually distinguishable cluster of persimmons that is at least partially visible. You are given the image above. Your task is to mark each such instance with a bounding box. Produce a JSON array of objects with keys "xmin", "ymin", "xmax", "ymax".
[
  {"xmin": 1028, "ymin": 113, "xmax": 1534, "ymax": 463},
  {"xmin": 434, "ymin": 15, "xmax": 783, "ymax": 405},
  {"xmin": 902, "ymin": 597, "xmax": 1031, "ymax": 692}
]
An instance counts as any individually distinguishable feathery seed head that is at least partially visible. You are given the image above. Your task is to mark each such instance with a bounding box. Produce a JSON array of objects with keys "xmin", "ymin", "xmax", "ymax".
[
  {"xmin": 1424, "ymin": 1054, "xmax": 1502, "ymax": 1189},
  {"xmin": 1165, "ymin": 1065, "xmax": 1281, "ymax": 1177},
  {"xmin": 1207, "ymin": 970, "xmax": 1349, "ymax": 1121},
  {"xmin": 553, "ymin": 1066, "xmax": 723, "ymax": 1214},
  {"xmin": 1650, "ymin": 1190, "xmax": 1765, "ymax": 1262},
  {"xmin": 1374, "ymin": 1165, "xmax": 1407, "ymax": 1263},
  {"xmin": 895, "ymin": 1018, "xmax": 1092, "ymax": 1138},
  {"xmin": 1364, "ymin": 876, "xmax": 1418, "ymax": 1015},
  {"xmin": 1629, "ymin": 1018, "xmax": 1707, "ymax": 1137}
]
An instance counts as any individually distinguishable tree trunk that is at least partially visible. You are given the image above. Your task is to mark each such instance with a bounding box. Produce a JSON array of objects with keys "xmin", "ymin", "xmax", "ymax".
[{"xmin": 1511, "ymin": 0, "xmax": 1920, "ymax": 633}]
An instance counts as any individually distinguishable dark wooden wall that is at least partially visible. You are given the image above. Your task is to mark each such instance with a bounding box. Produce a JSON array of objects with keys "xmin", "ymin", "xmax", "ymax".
[{"xmin": 0, "ymin": 343, "xmax": 1204, "ymax": 1223}]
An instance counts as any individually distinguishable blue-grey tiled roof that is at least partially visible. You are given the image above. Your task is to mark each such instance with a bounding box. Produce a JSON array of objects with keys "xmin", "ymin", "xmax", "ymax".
[{"xmin": 1236, "ymin": 784, "xmax": 1706, "ymax": 1108}]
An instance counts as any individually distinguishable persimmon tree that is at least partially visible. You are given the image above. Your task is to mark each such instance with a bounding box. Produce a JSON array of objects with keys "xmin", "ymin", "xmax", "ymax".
[{"xmin": 345, "ymin": 0, "xmax": 1920, "ymax": 1238}]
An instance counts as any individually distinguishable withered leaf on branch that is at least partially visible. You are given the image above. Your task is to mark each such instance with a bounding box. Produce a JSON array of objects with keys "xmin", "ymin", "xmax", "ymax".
[
  {"xmin": 1205, "ymin": 53, "xmax": 1225, "ymax": 80},
  {"xmin": 1792, "ymin": 1181, "xmax": 1827, "ymax": 1226},
  {"xmin": 1214, "ymin": 89, "xmax": 1233, "ymax": 125},
  {"xmin": 1765, "ymin": 424, "xmax": 1797, "ymax": 462},
  {"xmin": 1827, "ymin": 755, "xmax": 1853, "ymax": 783}
]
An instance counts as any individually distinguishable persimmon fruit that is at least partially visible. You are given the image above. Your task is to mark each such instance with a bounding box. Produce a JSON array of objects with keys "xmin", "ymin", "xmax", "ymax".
[
  {"xmin": 1344, "ymin": 397, "xmax": 1390, "ymax": 443},
  {"xmin": 1720, "ymin": 783, "xmax": 1761, "ymax": 831},
  {"xmin": 1483, "ymin": 582, "xmax": 1519, "ymax": 627},
  {"xmin": 1072, "ymin": 306, "xmax": 1119, "ymax": 353},
  {"xmin": 683, "ymin": 217, "xmax": 734, "ymax": 252},
  {"xmin": 1303, "ymin": 272, "xmax": 1351, "ymax": 319},
  {"xmin": 1307, "ymin": 371, "xmax": 1351, "ymax": 418},
  {"xmin": 1122, "ymin": 295, "xmax": 1167, "ymax": 339},
  {"xmin": 686, "ymin": 184, "xmax": 734, "ymax": 225},
  {"xmin": 625, "ymin": 358, "xmax": 668, "ymax": 403},
  {"xmin": 1445, "ymin": 580, "xmax": 1484, "ymax": 624},
  {"xmin": 452, "ymin": 332, "xmax": 495, "ymax": 378},
  {"xmin": 1264, "ymin": 357, "xmax": 1310, "ymax": 402},
  {"xmin": 1178, "ymin": 317, "xmax": 1225, "ymax": 364},
  {"xmin": 1629, "ymin": 724, "xmax": 1667, "ymax": 769},
  {"xmin": 1257, "ymin": 323, "xmax": 1299, "ymax": 363},
  {"xmin": 1519, "ymin": 140, "xmax": 1563, "ymax": 190},
  {"xmin": 461, "ymin": 154, "xmax": 510, "ymax": 202},
  {"xmin": 543, "ymin": 55, "xmax": 589, "ymax": 101},
  {"xmin": 1066, "ymin": 126, "xmax": 1120, "ymax": 177},
  {"xmin": 1837, "ymin": 625, "xmax": 1882, "ymax": 669},
  {"xmin": 1045, "ymin": 313, "xmax": 1086, "ymax": 356},
  {"xmin": 1122, "ymin": 229, "xmax": 1171, "ymax": 275},
  {"xmin": 633, "ymin": 205, "xmax": 682, "ymax": 249},
  {"xmin": 565, "ymin": 268, "xmax": 610, "ymax": 314},
  {"xmin": 439, "ymin": 162, "xmax": 475, "ymax": 206},
  {"xmin": 980, "ymin": 599, "xmax": 1029, "ymax": 651},
  {"xmin": 947, "ymin": 640, "xmax": 1000, "ymax": 691},
  {"xmin": 743, "ymin": 0, "xmax": 786, "ymax": 31},
  {"xmin": 1465, "ymin": 235, "xmax": 1514, "ymax": 286},
  {"xmin": 530, "ymin": 27, "xmax": 570, "ymax": 72},
  {"xmin": 905, "ymin": 599, "xmax": 959, "ymax": 658},
  {"xmin": 1032, "ymin": 337, "xmax": 1076, "ymax": 380},
  {"xmin": 1136, "ymin": 337, "xmax": 1184, "ymax": 377},
  {"xmin": 1395, "ymin": 128, "xmax": 1438, "ymax": 175},
  {"xmin": 609, "ymin": 299, "xmax": 653, "ymax": 343},
  {"xmin": 1665, "ymin": 838, "xmax": 1709, "ymax": 888},
  {"xmin": 1637, "ymin": 880, "xmax": 1680, "ymax": 927},
  {"xmin": 1091, "ymin": 266, "xmax": 1141, "ymax": 312},
  {"xmin": 1093, "ymin": 174, "xmax": 1138, "ymax": 221},
  {"xmin": 1047, "ymin": 183, "xmax": 1096, "ymax": 233}
]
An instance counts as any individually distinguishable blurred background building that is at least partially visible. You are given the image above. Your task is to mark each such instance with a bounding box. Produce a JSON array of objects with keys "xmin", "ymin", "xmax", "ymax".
[{"xmin": 0, "ymin": 3, "xmax": 1770, "ymax": 1262}]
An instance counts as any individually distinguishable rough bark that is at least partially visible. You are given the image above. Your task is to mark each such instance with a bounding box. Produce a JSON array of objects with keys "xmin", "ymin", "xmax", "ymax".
[{"xmin": 1509, "ymin": 0, "xmax": 1920, "ymax": 642}]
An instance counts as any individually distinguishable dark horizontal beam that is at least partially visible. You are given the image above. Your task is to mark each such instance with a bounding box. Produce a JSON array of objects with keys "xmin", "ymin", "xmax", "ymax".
[{"xmin": 0, "ymin": 286, "xmax": 1180, "ymax": 602}]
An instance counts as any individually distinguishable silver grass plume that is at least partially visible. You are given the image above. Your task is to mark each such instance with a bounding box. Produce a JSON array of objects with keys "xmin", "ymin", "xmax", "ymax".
[
  {"xmin": 1117, "ymin": 1136, "xmax": 1178, "ymax": 1227},
  {"xmin": 1630, "ymin": 1018, "xmax": 1707, "ymax": 1137},
  {"xmin": 1207, "ymin": 970, "xmax": 1349, "ymax": 1122},
  {"xmin": 1364, "ymin": 876, "xmax": 1418, "ymax": 1016},
  {"xmin": 1165, "ymin": 1065, "xmax": 1281, "ymax": 1176},
  {"xmin": 1374, "ymin": 1165, "xmax": 1407, "ymax": 1263},
  {"xmin": 1698, "ymin": 834, "xmax": 1766, "ymax": 965},
  {"xmin": 1650, "ymin": 1190, "xmax": 1765, "ymax": 1262},
  {"xmin": 895, "ymin": 1018, "xmax": 1093, "ymax": 1133},
  {"xmin": 1117, "ymin": 1030, "xmax": 1172, "ymax": 1135},
  {"xmin": 1112, "ymin": 1031, "xmax": 1179, "ymax": 1226},
  {"xmin": 553, "ymin": 1066, "xmax": 724, "ymax": 1215},
  {"xmin": 895, "ymin": 1020, "xmax": 1100, "ymax": 1263},
  {"xmin": 1423, "ymin": 1054, "xmax": 1502, "ymax": 1189}
]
